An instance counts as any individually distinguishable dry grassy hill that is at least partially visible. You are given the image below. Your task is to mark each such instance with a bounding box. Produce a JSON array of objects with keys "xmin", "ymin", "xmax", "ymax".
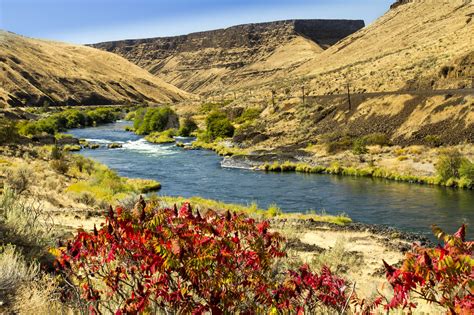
[
  {"xmin": 0, "ymin": 31, "xmax": 189, "ymax": 107},
  {"xmin": 206, "ymin": 0, "xmax": 474, "ymax": 148},
  {"xmin": 92, "ymin": 20, "xmax": 364, "ymax": 94},
  {"xmin": 289, "ymin": 0, "xmax": 474, "ymax": 95}
]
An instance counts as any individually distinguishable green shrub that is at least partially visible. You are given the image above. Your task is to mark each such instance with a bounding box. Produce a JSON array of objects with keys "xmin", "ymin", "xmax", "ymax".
[
  {"xmin": 326, "ymin": 138, "xmax": 353, "ymax": 154},
  {"xmin": 0, "ymin": 119, "xmax": 20, "ymax": 145},
  {"xmin": 459, "ymin": 159, "xmax": 474, "ymax": 180},
  {"xmin": 50, "ymin": 158, "xmax": 69, "ymax": 175},
  {"xmin": 4, "ymin": 166, "xmax": 32, "ymax": 194},
  {"xmin": 352, "ymin": 138, "xmax": 368, "ymax": 155},
  {"xmin": 63, "ymin": 144, "xmax": 81, "ymax": 152},
  {"xmin": 266, "ymin": 203, "xmax": 282, "ymax": 217},
  {"xmin": 0, "ymin": 187, "xmax": 54, "ymax": 248},
  {"xmin": 234, "ymin": 107, "xmax": 262, "ymax": 123},
  {"xmin": 205, "ymin": 111, "xmax": 235, "ymax": 140},
  {"xmin": 363, "ymin": 133, "xmax": 391, "ymax": 146},
  {"xmin": 178, "ymin": 117, "xmax": 198, "ymax": 137},
  {"xmin": 17, "ymin": 107, "xmax": 119, "ymax": 136},
  {"xmin": 280, "ymin": 161, "xmax": 297, "ymax": 172},
  {"xmin": 435, "ymin": 149, "xmax": 465, "ymax": 182},
  {"xmin": 134, "ymin": 107, "xmax": 178, "ymax": 135},
  {"xmin": 124, "ymin": 111, "xmax": 136, "ymax": 121},
  {"xmin": 424, "ymin": 135, "xmax": 442, "ymax": 147}
]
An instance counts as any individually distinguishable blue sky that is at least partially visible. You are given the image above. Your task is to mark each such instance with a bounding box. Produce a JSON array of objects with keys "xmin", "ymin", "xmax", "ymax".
[{"xmin": 0, "ymin": 0, "xmax": 394, "ymax": 44}]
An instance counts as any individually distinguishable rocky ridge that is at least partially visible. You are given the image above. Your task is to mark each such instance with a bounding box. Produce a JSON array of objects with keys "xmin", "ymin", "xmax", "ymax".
[{"xmin": 92, "ymin": 19, "xmax": 365, "ymax": 93}]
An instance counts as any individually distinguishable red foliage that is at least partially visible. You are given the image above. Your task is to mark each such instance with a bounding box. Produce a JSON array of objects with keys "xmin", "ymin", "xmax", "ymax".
[
  {"xmin": 56, "ymin": 198, "xmax": 349, "ymax": 313},
  {"xmin": 383, "ymin": 225, "xmax": 473, "ymax": 314}
]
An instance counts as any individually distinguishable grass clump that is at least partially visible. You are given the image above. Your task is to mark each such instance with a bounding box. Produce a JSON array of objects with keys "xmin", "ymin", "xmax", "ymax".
[
  {"xmin": 311, "ymin": 238, "xmax": 362, "ymax": 273},
  {"xmin": 266, "ymin": 203, "xmax": 282, "ymax": 217},
  {"xmin": 4, "ymin": 165, "xmax": 33, "ymax": 194},
  {"xmin": 0, "ymin": 187, "xmax": 54, "ymax": 249},
  {"xmin": 159, "ymin": 196, "xmax": 351, "ymax": 225},
  {"xmin": 191, "ymin": 139, "xmax": 247, "ymax": 156},
  {"xmin": 62, "ymin": 144, "xmax": 81, "ymax": 152},
  {"xmin": 67, "ymin": 162, "xmax": 161, "ymax": 205},
  {"xmin": 145, "ymin": 129, "xmax": 177, "ymax": 144}
]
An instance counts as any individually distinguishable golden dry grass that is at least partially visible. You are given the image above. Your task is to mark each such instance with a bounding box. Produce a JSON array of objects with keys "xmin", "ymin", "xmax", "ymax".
[{"xmin": 0, "ymin": 31, "xmax": 190, "ymax": 107}]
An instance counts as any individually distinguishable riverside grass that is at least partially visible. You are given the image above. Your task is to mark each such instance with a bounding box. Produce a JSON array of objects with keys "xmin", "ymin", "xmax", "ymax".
[
  {"xmin": 67, "ymin": 158, "xmax": 161, "ymax": 205},
  {"xmin": 159, "ymin": 196, "xmax": 351, "ymax": 225},
  {"xmin": 191, "ymin": 139, "xmax": 249, "ymax": 156},
  {"xmin": 260, "ymin": 161, "xmax": 473, "ymax": 189}
]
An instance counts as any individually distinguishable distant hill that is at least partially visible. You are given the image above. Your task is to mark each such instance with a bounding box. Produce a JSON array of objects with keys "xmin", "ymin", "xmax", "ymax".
[
  {"xmin": 229, "ymin": 0, "xmax": 474, "ymax": 147},
  {"xmin": 288, "ymin": 0, "xmax": 474, "ymax": 95},
  {"xmin": 0, "ymin": 31, "xmax": 189, "ymax": 107},
  {"xmin": 92, "ymin": 19, "xmax": 365, "ymax": 94}
]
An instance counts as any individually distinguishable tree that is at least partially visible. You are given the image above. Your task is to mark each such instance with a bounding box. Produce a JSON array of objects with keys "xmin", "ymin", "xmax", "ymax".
[{"xmin": 206, "ymin": 111, "xmax": 235, "ymax": 140}]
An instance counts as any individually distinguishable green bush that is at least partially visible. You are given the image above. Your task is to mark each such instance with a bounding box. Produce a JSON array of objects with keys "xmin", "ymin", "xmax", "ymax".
[
  {"xmin": 459, "ymin": 159, "xmax": 474, "ymax": 180},
  {"xmin": 326, "ymin": 138, "xmax": 353, "ymax": 154},
  {"xmin": 363, "ymin": 133, "xmax": 391, "ymax": 146},
  {"xmin": 424, "ymin": 135, "xmax": 442, "ymax": 147},
  {"xmin": 134, "ymin": 107, "xmax": 178, "ymax": 135},
  {"xmin": 17, "ymin": 107, "xmax": 120, "ymax": 136},
  {"xmin": 4, "ymin": 166, "xmax": 32, "ymax": 194},
  {"xmin": 435, "ymin": 149, "xmax": 465, "ymax": 182},
  {"xmin": 50, "ymin": 158, "xmax": 69, "ymax": 175},
  {"xmin": 352, "ymin": 138, "xmax": 368, "ymax": 155},
  {"xmin": 205, "ymin": 111, "xmax": 235, "ymax": 140},
  {"xmin": 0, "ymin": 119, "xmax": 20, "ymax": 145},
  {"xmin": 178, "ymin": 117, "xmax": 198, "ymax": 137},
  {"xmin": 234, "ymin": 108, "xmax": 262, "ymax": 124},
  {"xmin": 199, "ymin": 102, "xmax": 221, "ymax": 114}
]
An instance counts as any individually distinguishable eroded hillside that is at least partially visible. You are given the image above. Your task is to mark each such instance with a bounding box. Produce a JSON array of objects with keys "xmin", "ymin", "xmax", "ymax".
[
  {"xmin": 0, "ymin": 31, "xmax": 189, "ymax": 107},
  {"xmin": 92, "ymin": 20, "xmax": 364, "ymax": 94}
]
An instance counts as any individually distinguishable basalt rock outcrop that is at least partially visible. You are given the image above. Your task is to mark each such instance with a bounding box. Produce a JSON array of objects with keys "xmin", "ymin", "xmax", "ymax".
[{"xmin": 92, "ymin": 20, "xmax": 364, "ymax": 94}]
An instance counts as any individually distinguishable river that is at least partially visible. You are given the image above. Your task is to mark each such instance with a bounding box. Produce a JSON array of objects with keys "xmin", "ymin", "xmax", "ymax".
[{"xmin": 68, "ymin": 121, "xmax": 474, "ymax": 239}]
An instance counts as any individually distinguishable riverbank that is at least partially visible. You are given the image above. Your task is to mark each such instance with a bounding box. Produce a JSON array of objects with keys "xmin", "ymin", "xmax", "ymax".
[
  {"xmin": 193, "ymin": 139, "xmax": 474, "ymax": 189},
  {"xmin": 0, "ymin": 143, "xmax": 448, "ymax": 314}
]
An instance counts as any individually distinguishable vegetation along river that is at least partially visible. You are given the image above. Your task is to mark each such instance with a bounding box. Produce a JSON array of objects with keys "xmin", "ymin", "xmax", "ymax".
[{"xmin": 69, "ymin": 121, "xmax": 474, "ymax": 239}]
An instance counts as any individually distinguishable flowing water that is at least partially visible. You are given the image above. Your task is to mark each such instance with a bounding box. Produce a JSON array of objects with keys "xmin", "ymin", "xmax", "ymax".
[{"xmin": 69, "ymin": 121, "xmax": 474, "ymax": 239}]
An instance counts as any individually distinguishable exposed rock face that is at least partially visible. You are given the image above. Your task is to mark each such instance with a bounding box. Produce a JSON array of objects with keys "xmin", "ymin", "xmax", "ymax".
[
  {"xmin": 92, "ymin": 20, "xmax": 364, "ymax": 93},
  {"xmin": 390, "ymin": 0, "xmax": 413, "ymax": 9}
]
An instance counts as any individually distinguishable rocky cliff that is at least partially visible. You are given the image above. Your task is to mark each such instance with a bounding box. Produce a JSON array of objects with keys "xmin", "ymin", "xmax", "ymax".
[{"xmin": 92, "ymin": 20, "xmax": 364, "ymax": 94}]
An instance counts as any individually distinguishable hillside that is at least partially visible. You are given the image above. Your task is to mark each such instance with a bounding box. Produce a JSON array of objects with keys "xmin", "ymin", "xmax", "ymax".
[
  {"xmin": 200, "ymin": 0, "xmax": 474, "ymax": 148},
  {"xmin": 92, "ymin": 20, "xmax": 364, "ymax": 94},
  {"xmin": 290, "ymin": 0, "xmax": 474, "ymax": 94},
  {"xmin": 0, "ymin": 31, "xmax": 189, "ymax": 107}
]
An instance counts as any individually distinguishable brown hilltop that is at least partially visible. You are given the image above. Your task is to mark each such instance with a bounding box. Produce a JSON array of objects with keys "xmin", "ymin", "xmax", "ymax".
[
  {"xmin": 92, "ymin": 19, "xmax": 364, "ymax": 94},
  {"xmin": 0, "ymin": 31, "xmax": 189, "ymax": 107}
]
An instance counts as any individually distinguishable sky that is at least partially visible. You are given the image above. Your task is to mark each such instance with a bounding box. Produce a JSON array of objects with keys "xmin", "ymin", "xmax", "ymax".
[{"xmin": 0, "ymin": 0, "xmax": 394, "ymax": 44}]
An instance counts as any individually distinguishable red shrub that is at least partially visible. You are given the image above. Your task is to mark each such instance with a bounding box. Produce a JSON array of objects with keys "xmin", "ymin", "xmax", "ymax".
[
  {"xmin": 383, "ymin": 225, "xmax": 473, "ymax": 314},
  {"xmin": 56, "ymin": 198, "xmax": 349, "ymax": 313}
]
